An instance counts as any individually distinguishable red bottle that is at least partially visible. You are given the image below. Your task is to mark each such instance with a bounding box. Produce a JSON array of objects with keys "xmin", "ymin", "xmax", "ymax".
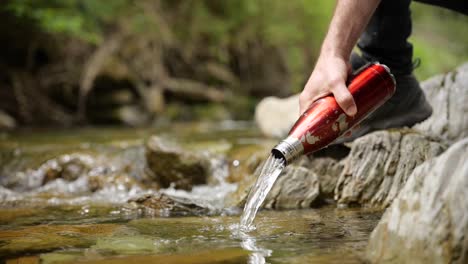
[{"xmin": 272, "ymin": 63, "xmax": 396, "ymax": 165}]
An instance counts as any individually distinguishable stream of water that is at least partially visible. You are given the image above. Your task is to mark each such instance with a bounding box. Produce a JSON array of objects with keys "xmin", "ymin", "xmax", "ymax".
[{"xmin": 240, "ymin": 154, "xmax": 285, "ymax": 231}]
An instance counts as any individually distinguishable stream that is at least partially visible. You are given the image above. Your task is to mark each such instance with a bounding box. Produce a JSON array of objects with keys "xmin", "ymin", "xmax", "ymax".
[{"xmin": 0, "ymin": 123, "xmax": 381, "ymax": 263}]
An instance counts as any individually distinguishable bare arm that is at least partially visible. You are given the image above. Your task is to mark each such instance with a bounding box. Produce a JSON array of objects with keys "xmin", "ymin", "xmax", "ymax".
[{"xmin": 299, "ymin": 0, "xmax": 381, "ymax": 116}]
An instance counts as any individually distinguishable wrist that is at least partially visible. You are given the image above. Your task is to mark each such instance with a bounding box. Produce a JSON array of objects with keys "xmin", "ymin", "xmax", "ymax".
[{"xmin": 320, "ymin": 42, "xmax": 350, "ymax": 61}]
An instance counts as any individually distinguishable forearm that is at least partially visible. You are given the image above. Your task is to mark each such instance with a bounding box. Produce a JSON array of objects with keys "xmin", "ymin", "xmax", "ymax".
[{"xmin": 321, "ymin": 0, "xmax": 381, "ymax": 59}]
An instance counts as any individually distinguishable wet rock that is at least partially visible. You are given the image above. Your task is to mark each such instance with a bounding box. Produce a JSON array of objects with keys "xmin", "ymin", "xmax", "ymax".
[
  {"xmin": 414, "ymin": 63, "xmax": 468, "ymax": 143},
  {"xmin": 366, "ymin": 138, "xmax": 468, "ymax": 264},
  {"xmin": 91, "ymin": 235, "xmax": 162, "ymax": 255},
  {"xmin": 334, "ymin": 129, "xmax": 445, "ymax": 208},
  {"xmin": 264, "ymin": 164, "xmax": 320, "ymax": 209},
  {"xmin": 0, "ymin": 224, "xmax": 119, "ymax": 257},
  {"xmin": 228, "ymin": 156, "xmax": 321, "ymax": 209},
  {"xmin": 306, "ymin": 145, "xmax": 349, "ymax": 198},
  {"xmin": 4, "ymin": 256, "xmax": 40, "ymax": 264},
  {"xmin": 1, "ymin": 153, "xmax": 95, "ymax": 191},
  {"xmin": 87, "ymin": 173, "xmax": 142, "ymax": 193},
  {"xmin": 145, "ymin": 136, "xmax": 211, "ymax": 190},
  {"xmin": 128, "ymin": 193, "xmax": 210, "ymax": 216},
  {"xmin": 60, "ymin": 248, "xmax": 249, "ymax": 264},
  {"xmin": 42, "ymin": 154, "xmax": 93, "ymax": 185},
  {"xmin": 226, "ymin": 144, "xmax": 271, "ymax": 183},
  {"xmin": 254, "ymin": 94, "xmax": 299, "ymax": 138},
  {"xmin": 40, "ymin": 252, "xmax": 79, "ymax": 264}
]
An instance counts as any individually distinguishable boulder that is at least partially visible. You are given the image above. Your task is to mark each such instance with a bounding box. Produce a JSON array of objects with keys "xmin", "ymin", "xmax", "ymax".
[
  {"xmin": 334, "ymin": 129, "xmax": 445, "ymax": 208},
  {"xmin": 366, "ymin": 138, "xmax": 468, "ymax": 264},
  {"xmin": 414, "ymin": 63, "xmax": 468, "ymax": 143},
  {"xmin": 127, "ymin": 193, "xmax": 210, "ymax": 216},
  {"xmin": 263, "ymin": 164, "xmax": 320, "ymax": 209},
  {"xmin": 145, "ymin": 136, "xmax": 212, "ymax": 190},
  {"xmin": 254, "ymin": 94, "xmax": 299, "ymax": 138},
  {"xmin": 228, "ymin": 156, "xmax": 321, "ymax": 209},
  {"xmin": 305, "ymin": 145, "xmax": 349, "ymax": 198}
]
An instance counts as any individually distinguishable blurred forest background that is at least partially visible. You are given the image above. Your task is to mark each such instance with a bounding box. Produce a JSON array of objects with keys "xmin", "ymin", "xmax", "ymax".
[{"xmin": 0, "ymin": 0, "xmax": 467, "ymax": 128}]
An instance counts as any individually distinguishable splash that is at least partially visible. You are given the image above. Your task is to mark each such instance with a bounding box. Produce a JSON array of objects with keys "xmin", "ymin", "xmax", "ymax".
[{"xmin": 239, "ymin": 154, "xmax": 285, "ymax": 231}]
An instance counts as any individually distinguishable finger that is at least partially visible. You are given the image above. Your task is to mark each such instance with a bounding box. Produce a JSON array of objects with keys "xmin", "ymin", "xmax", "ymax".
[
  {"xmin": 331, "ymin": 82, "xmax": 357, "ymax": 116},
  {"xmin": 299, "ymin": 90, "xmax": 330, "ymax": 114},
  {"xmin": 298, "ymin": 92, "xmax": 311, "ymax": 114}
]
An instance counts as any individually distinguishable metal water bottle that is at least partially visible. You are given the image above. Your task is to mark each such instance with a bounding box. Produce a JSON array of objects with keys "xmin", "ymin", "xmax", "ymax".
[{"xmin": 272, "ymin": 63, "xmax": 396, "ymax": 165}]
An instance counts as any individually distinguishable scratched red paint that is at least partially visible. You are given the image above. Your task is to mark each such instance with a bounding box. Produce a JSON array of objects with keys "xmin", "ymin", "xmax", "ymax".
[{"xmin": 288, "ymin": 63, "xmax": 396, "ymax": 155}]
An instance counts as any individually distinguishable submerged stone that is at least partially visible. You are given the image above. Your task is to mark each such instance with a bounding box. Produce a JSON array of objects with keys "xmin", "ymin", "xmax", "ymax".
[
  {"xmin": 0, "ymin": 224, "xmax": 119, "ymax": 257},
  {"xmin": 127, "ymin": 193, "xmax": 210, "ymax": 216},
  {"xmin": 145, "ymin": 136, "xmax": 211, "ymax": 190},
  {"xmin": 53, "ymin": 248, "xmax": 249, "ymax": 264},
  {"xmin": 41, "ymin": 252, "xmax": 80, "ymax": 264},
  {"xmin": 91, "ymin": 235, "xmax": 161, "ymax": 255},
  {"xmin": 367, "ymin": 138, "xmax": 468, "ymax": 263}
]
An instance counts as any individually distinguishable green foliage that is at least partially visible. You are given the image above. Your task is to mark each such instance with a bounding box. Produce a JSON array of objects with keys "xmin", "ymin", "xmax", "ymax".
[
  {"xmin": 411, "ymin": 2, "xmax": 468, "ymax": 80},
  {"xmin": 4, "ymin": 0, "xmax": 467, "ymax": 87},
  {"xmin": 6, "ymin": 0, "xmax": 131, "ymax": 43}
]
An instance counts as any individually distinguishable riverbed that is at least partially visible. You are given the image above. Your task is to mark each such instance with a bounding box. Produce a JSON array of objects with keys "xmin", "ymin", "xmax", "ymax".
[{"xmin": 0, "ymin": 123, "xmax": 381, "ymax": 263}]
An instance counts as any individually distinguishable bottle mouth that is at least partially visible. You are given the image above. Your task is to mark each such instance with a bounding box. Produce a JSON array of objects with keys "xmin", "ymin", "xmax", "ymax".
[
  {"xmin": 271, "ymin": 137, "xmax": 304, "ymax": 166},
  {"xmin": 271, "ymin": 148, "xmax": 287, "ymax": 163}
]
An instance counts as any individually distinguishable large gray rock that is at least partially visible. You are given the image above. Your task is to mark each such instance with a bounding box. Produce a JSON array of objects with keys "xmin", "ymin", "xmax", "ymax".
[
  {"xmin": 414, "ymin": 63, "xmax": 468, "ymax": 143},
  {"xmin": 228, "ymin": 156, "xmax": 324, "ymax": 209},
  {"xmin": 366, "ymin": 138, "xmax": 468, "ymax": 264},
  {"xmin": 263, "ymin": 164, "xmax": 320, "ymax": 209},
  {"xmin": 334, "ymin": 129, "xmax": 445, "ymax": 208}
]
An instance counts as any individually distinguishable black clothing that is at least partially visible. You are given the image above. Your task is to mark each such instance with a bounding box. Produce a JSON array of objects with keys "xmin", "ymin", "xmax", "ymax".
[{"xmin": 358, "ymin": 0, "xmax": 467, "ymax": 75}]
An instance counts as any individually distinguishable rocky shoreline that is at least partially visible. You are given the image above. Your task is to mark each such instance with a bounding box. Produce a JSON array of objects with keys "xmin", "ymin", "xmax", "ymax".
[
  {"xmin": 253, "ymin": 62, "xmax": 468, "ymax": 263},
  {"xmin": 0, "ymin": 63, "xmax": 466, "ymax": 263}
]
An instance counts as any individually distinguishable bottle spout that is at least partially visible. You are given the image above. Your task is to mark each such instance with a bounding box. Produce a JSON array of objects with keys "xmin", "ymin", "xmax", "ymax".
[{"xmin": 271, "ymin": 137, "xmax": 304, "ymax": 166}]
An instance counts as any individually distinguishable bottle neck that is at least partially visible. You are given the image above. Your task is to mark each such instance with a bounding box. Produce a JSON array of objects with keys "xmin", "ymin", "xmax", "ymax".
[{"xmin": 271, "ymin": 137, "xmax": 304, "ymax": 165}]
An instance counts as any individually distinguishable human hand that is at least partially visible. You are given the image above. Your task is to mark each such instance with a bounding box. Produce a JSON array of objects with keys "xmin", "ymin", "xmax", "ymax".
[{"xmin": 299, "ymin": 55, "xmax": 357, "ymax": 116}]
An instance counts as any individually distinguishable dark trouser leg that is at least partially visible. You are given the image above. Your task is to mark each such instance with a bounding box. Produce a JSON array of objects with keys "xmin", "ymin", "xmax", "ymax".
[
  {"xmin": 415, "ymin": 0, "xmax": 468, "ymax": 15},
  {"xmin": 357, "ymin": 0, "xmax": 466, "ymax": 75},
  {"xmin": 342, "ymin": 0, "xmax": 434, "ymax": 143},
  {"xmin": 357, "ymin": 0, "xmax": 413, "ymax": 75}
]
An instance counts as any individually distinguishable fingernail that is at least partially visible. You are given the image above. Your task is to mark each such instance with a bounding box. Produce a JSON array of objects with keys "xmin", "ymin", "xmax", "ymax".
[{"xmin": 347, "ymin": 105, "xmax": 357, "ymax": 116}]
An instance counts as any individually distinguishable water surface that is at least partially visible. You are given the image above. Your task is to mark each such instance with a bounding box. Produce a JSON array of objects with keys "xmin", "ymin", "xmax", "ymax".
[{"xmin": 0, "ymin": 123, "xmax": 381, "ymax": 263}]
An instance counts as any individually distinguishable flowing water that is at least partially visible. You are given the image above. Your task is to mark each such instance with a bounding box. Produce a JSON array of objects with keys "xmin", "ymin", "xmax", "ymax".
[
  {"xmin": 0, "ymin": 123, "xmax": 382, "ymax": 263},
  {"xmin": 240, "ymin": 154, "xmax": 285, "ymax": 231}
]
